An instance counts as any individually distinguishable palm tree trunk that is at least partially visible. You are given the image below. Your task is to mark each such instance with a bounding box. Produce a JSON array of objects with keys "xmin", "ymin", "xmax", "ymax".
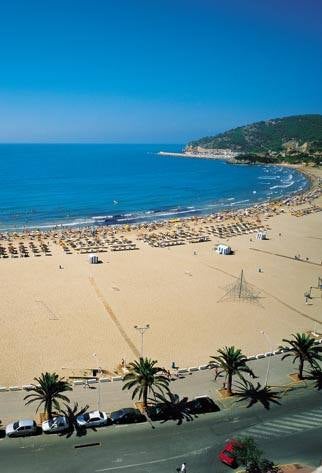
[
  {"xmin": 227, "ymin": 372, "xmax": 233, "ymax": 395},
  {"xmin": 47, "ymin": 398, "xmax": 53, "ymax": 420},
  {"xmin": 299, "ymin": 358, "xmax": 304, "ymax": 380},
  {"xmin": 143, "ymin": 385, "xmax": 148, "ymax": 410}
]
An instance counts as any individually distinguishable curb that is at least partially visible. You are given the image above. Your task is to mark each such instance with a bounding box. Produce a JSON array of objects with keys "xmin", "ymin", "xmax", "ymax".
[{"xmin": 1, "ymin": 342, "xmax": 321, "ymax": 392}]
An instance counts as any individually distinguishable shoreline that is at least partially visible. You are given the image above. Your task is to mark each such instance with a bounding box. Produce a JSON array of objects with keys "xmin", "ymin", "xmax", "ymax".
[
  {"xmin": 0, "ymin": 167, "xmax": 320, "ymax": 259},
  {"xmin": 0, "ymin": 164, "xmax": 315, "ymax": 236}
]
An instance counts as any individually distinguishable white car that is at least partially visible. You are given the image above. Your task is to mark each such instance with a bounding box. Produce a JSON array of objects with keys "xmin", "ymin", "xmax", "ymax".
[
  {"xmin": 76, "ymin": 410, "xmax": 109, "ymax": 428},
  {"xmin": 6, "ymin": 419, "xmax": 37, "ymax": 438},
  {"xmin": 42, "ymin": 415, "xmax": 69, "ymax": 434}
]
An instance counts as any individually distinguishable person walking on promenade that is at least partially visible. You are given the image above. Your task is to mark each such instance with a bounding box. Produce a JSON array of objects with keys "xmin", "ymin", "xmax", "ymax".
[{"xmin": 176, "ymin": 462, "xmax": 187, "ymax": 472}]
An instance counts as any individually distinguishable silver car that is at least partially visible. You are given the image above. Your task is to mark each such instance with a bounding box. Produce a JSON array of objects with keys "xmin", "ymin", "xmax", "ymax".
[
  {"xmin": 6, "ymin": 419, "xmax": 37, "ymax": 438},
  {"xmin": 42, "ymin": 415, "xmax": 69, "ymax": 434},
  {"xmin": 76, "ymin": 410, "xmax": 109, "ymax": 428}
]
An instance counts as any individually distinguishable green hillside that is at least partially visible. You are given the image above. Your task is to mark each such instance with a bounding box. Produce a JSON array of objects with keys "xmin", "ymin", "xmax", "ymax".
[{"xmin": 187, "ymin": 114, "xmax": 322, "ymax": 154}]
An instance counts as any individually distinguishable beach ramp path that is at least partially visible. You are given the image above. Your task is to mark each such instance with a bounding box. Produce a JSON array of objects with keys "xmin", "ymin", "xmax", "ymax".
[{"xmin": 89, "ymin": 276, "xmax": 140, "ymax": 358}]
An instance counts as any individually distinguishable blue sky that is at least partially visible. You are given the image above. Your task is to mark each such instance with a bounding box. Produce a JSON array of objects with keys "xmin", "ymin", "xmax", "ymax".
[{"xmin": 0, "ymin": 0, "xmax": 321, "ymax": 143}]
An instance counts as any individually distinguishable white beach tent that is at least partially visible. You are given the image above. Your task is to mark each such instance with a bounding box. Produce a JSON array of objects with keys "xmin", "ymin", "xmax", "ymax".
[
  {"xmin": 256, "ymin": 231, "xmax": 267, "ymax": 240},
  {"xmin": 88, "ymin": 254, "xmax": 99, "ymax": 264},
  {"xmin": 216, "ymin": 244, "xmax": 231, "ymax": 255}
]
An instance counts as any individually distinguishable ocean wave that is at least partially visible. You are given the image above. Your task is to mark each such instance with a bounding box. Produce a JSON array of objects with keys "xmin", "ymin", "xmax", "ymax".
[
  {"xmin": 270, "ymin": 180, "xmax": 294, "ymax": 190},
  {"xmin": 230, "ymin": 199, "xmax": 250, "ymax": 206},
  {"xmin": 150, "ymin": 208, "xmax": 203, "ymax": 217},
  {"xmin": 258, "ymin": 176, "xmax": 279, "ymax": 180},
  {"xmin": 0, "ymin": 218, "xmax": 95, "ymax": 232},
  {"xmin": 97, "ymin": 206, "xmax": 206, "ymax": 224}
]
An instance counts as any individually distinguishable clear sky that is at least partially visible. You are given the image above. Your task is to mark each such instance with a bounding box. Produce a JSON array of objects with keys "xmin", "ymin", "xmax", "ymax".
[{"xmin": 0, "ymin": 0, "xmax": 321, "ymax": 143}]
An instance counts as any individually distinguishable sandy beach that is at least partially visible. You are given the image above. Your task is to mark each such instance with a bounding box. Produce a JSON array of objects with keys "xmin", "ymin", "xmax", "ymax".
[{"xmin": 0, "ymin": 166, "xmax": 321, "ymax": 387}]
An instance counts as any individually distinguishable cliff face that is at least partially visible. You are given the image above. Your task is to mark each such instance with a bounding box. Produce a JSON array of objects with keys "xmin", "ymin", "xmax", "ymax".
[{"xmin": 187, "ymin": 115, "xmax": 322, "ymax": 155}]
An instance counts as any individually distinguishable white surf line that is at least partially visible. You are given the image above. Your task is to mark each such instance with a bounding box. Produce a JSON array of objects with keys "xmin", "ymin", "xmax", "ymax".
[{"xmin": 95, "ymin": 446, "xmax": 211, "ymax": 471}]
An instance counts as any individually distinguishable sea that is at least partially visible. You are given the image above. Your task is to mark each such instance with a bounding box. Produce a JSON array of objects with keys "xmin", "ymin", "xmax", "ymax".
[{"xmin": 0, "ymin": 144, "xmax": 309, "ymax": 231}]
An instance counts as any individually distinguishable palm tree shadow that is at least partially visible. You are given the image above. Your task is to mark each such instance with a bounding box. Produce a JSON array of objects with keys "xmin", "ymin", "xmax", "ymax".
[
  {"xmin": 149, "ymin": 392, "xmax": 194, "ymax": 425},
  {"xmin": 59, "ymin": 402, "xmax": 90, "ymax": 438},
  {"xmin": 306, "ymin": 366, "xmax": 322, "ymax": 390},
  {"xmin": 234, "ymin": 380, "xmax": 281, "ymax": 410}
]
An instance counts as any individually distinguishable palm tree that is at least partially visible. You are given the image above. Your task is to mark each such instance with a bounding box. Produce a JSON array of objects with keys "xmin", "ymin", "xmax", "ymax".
[
  {"xmin": 122, "ymin": 357, "xmax": 170, "ymax": 409},
  {"xmin": 234, "ymin": 380, "xmax": 281, "ymax": 410},
  {"xmin": 24, "ymin": 372, "xmax": 72, "ymax": 420},
  {"xmin": 209, "ymin": 346, "xmax": 255, "ymax": 396},
  {"xmin": 279, "ymin": 333, "xmax": 322, "ymax": 380}
]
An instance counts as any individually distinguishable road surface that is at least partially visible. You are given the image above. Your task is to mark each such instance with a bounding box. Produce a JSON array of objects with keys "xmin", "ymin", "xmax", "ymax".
[{"xmin": 0, "ymin": 387, "xmax": 321, "ymax": 472}]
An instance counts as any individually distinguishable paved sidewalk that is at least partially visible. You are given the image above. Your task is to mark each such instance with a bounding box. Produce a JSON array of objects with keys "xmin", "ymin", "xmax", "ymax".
[{"xmin": 0, "ymin": 354, "xmax": 306, "ymax": 425}]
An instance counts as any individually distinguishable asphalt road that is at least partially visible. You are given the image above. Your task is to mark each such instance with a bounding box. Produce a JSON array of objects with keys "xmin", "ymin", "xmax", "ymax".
[{"xmin": 1, "ymin": 388, "xmax": 322, "ymax": 473}]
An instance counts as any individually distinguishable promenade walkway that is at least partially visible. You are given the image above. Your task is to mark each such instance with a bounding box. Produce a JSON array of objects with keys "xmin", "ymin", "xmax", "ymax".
[{"xmin": 0, "ymin": 354, "xmax": 310, "ymax": 425}]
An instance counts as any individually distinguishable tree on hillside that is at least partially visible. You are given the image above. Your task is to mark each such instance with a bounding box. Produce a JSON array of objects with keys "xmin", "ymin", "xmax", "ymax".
[
  {"xmin": 279, "ymin": 333, "xmax": 322, "ymax": 379},
  {"xmin": 24, "ymin": 372, "xmax": 72, "ymax": 420},
  {"xmin": 209, "ymin": 346, "xmax": 255, "ymax": 396},
  {"xmin": 122, "ymin": 358, "xmax": 170, "ymax": 409}
]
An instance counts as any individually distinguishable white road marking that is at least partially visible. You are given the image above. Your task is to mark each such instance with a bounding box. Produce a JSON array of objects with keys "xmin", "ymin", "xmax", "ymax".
[
  {"xmin": 241, "ymin": 407, "xmax": 322, "ymax": 440},
  {"xmin": 95, "ymin": 446, "xmax": 211, "ymax": 471},
  {"xmin": 263, "ymin": 422, "xmax": 300, "ymax": 432}
]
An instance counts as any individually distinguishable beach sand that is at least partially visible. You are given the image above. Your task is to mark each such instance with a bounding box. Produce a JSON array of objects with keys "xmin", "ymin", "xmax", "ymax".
[{"xmin": 0, "ymin": 167, "xmax": 321, "ymax": 387}]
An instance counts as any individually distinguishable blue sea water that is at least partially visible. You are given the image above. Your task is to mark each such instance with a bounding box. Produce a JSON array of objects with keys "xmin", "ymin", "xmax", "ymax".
[{"xmin": 0, "ymin": 144, "xmax": 309, "ymax": 231}]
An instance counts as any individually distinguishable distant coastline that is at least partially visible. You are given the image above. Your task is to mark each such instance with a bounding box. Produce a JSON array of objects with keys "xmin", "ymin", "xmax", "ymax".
[{"xmin": 158, "ymin": 150, "xmax": 238, "ymax": 163}]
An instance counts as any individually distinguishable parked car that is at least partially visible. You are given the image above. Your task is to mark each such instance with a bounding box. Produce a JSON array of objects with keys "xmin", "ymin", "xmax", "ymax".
[
  {"xmin": 76, "ymin": 410, "xmax": 109, "ymax": 428},
  {"xmin": 146, "ymin": 403, "xmax": 167, "ymax": 421},
  {"xmin": 186, "ymin": 396, "xmax": 220, "ymax": 415},
  {"xmin": 218, "ymin": 439, "xmax": 242, "ymax": 467},
  {"xmin": 6, "ymin": 419, "xmax": 37, "ymax": 438},
  {"xmin": 111, "ymin": 408, "xmax": 146, "ymax": 425},
  {"xmin": 42, "ymin": 415, "xmax": 69, "ymax": 434}
]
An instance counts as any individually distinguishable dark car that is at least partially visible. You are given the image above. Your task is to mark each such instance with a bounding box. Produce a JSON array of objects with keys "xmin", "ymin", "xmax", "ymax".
[
  {"xmin": 110, "ymin": 408, "xmax": 146, "ymax": 425},
  {"xmin": 146, "ymin": 404, "xmax": 168, "ymax": 421},
  {"xmin": 186, "ymin": 396, "xmax": 220, "ymax": 415}
]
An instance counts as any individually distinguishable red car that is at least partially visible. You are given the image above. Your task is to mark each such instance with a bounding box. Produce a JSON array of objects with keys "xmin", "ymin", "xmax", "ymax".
[{"xmin": 218, "ymin": 439, "xmax": 242, "ymax": 467}]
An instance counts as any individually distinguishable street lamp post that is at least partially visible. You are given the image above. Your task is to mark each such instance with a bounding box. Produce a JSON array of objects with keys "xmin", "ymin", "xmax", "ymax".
[
  {"xmin": 260, "ymin": 330, "xmax": 273, "ymax": 386},
  {"xmin": 134, "ymin": 324, "xmax": 150, "ymax": 358},
  {"xmin": 92, "ymin": 353, "xmax": 102, "ymax": 410}
]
